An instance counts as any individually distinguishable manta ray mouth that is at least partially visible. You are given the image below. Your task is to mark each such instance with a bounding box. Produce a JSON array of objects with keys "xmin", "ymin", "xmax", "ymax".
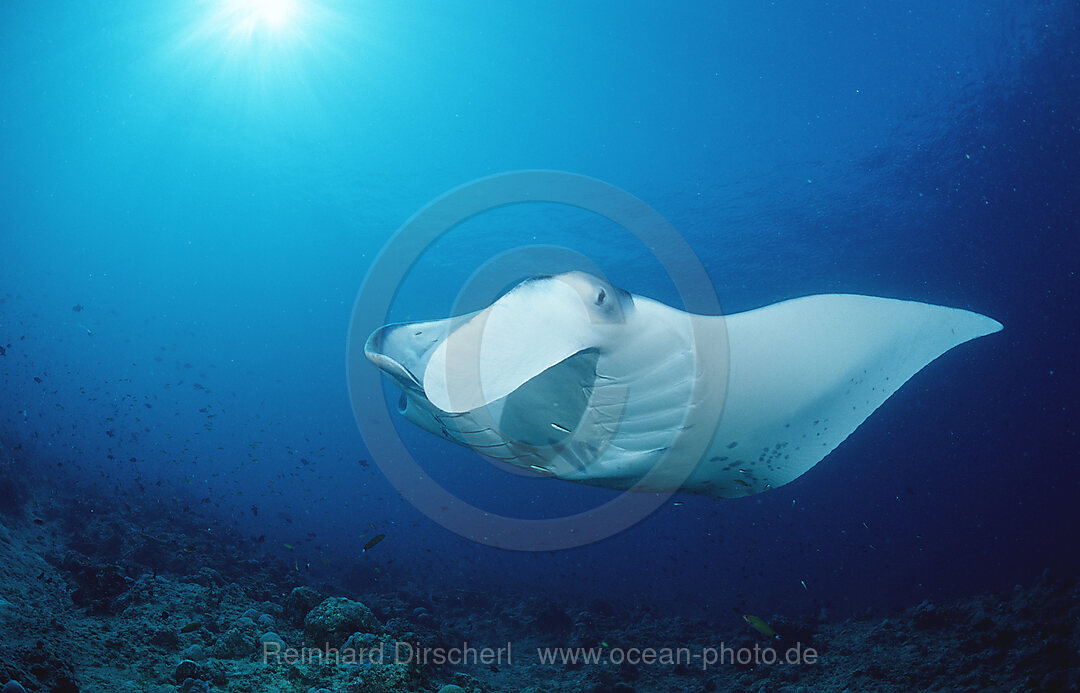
[
  {"xmin": 366, "ymin": 350, "xmax": 422, "ymax": 389},
  {"xmin": 364, "ymin": 327, "xmax": 424, "ymax": 390},
  {"xmin": 365, "ymin": 318, "xmax": 460, "ymax": 399}
]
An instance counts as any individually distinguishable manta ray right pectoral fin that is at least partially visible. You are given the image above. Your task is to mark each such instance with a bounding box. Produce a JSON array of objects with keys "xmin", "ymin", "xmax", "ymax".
[
  {"xmin": 694, "ymin": 294, "xmax": 1002, "ymax": 498},
  {"xmin": 422, "ymin": 279, "xmax": 598, "ymax": 413}
]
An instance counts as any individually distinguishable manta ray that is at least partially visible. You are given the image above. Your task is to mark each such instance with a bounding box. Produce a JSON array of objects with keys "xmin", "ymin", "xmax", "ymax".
[{"xmin": 365, "ymin": 271, "xmax": 1001, "ymax": 498}]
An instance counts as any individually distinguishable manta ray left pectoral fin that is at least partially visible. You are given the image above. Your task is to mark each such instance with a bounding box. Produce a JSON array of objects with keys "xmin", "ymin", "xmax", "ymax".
[{"xmin": 694, "ymin": 294, "xmax": 1002, "ymax": 497}]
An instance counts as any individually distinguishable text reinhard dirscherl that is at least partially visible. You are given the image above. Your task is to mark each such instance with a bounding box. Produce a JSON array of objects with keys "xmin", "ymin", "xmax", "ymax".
[{"xmin": 262, "ymin": 641, "xmax": 818, "ymax": 671}]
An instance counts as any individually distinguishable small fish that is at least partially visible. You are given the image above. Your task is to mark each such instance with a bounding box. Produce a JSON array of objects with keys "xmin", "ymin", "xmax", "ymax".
[
  {"xmin": 179, "ymin": 622, "xmax": 201, "ymax": 633},
  {"xmin": 363, "ymin": 533, "xmax": 386, "ymax": 552},
  {"xmin": 801, "ymin": 580, "xmax": 808, "ymax": 590},
  {"xmin": 672, "ymin": 501, "xmax": 685, "ymax": 506},
  {"xmin": 283, "ymin": 543, "xmax": 295, "ymax": 550},
  {"xmin": 32, "ymin": 518, "xmax": 45, "ymax": 525},
  {"xmin": 72, "ymin": 304, "xmax": 83, "ymax": 312},
  {"xmin": 742, "ymin": 614, "xmax": 780, "ymax": 640}
]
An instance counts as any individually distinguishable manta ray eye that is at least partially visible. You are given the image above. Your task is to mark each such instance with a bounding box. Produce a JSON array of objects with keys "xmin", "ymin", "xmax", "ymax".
[{"xmin": 596, "ymin": 289, "xmax": 606, "ymax": 306}]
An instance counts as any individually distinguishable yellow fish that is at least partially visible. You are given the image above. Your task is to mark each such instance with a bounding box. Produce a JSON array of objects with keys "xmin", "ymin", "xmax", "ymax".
[{"xmin": 742, "ymin": 614, "xmax": 780, "ymax": 640}]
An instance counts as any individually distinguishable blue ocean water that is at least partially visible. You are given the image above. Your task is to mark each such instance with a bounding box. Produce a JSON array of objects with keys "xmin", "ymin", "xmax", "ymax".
[{"xmin": 1, "ymin": 0, "xmax": 1076, "ymax": 622}]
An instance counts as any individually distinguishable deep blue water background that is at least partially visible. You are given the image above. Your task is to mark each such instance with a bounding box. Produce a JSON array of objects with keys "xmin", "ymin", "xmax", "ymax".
[{"xmin": 2, "ymin": 1, "xmax": 1077, "ymax": 619}]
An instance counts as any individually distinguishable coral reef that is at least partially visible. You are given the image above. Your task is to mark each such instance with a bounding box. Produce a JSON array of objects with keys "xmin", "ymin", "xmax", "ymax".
[{"xmin": 0, "ymin": 457, "xmax": 1076, "ymax": 692}]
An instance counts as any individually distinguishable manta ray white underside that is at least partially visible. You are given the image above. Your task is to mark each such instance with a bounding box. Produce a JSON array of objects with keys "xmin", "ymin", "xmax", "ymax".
[{"xmin": 366, "ymin": 271, "xmax": 1001, "ymax": 498}]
